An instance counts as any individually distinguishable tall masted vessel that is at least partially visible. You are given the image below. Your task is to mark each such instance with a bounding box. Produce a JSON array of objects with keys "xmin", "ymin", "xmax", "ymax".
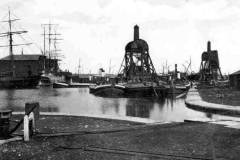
[
  {"xmin": 38, "ymin": 23, "xmax": 71, "ymax": 88},
  {"xmin": 0, "ymin": 10, "xmax": 41, "ymax": 89}
]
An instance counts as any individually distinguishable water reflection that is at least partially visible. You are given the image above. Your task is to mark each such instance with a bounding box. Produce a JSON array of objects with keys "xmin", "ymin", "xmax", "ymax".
[
  {"xmin": 6, "ymin": 90, "xmax": 15, "ymax": 109},
  {"xmin": 126, "ymin": 99, "xmax": 153, "ymax": 118},
  {"xmin": 100, "ymin": 98, "xmax": 120, "ymax": 115},
  {"xmin": 0, "ymin": 88, "xmax": 60, "ymax": 112},
  {"xmin": 0, "ymin": 88, "xmax": 239, "ymax": 122}
]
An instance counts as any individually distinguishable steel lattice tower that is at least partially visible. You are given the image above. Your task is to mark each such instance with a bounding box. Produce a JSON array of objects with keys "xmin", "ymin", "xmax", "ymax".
[
  {"xmin": 199, "ymin": 41, "xmax": 223, "ymax": 82},
  {"xmin": 118, "ymin": 25, "xmax": 157, "ymax": 82}
]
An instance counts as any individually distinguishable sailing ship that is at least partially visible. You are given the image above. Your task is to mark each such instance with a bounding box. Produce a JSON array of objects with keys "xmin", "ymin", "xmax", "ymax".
[
  {"xmin": 38, "ymin": 23, "xmax": 70, "ymax": 88},
  {"xmin": 0, "ymin": 10, "xmax": 41, "ymax": 89}
]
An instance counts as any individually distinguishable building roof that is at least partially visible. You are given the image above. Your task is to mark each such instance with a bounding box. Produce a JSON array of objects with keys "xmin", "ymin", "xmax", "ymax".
[
  {"xmin": 231, "ymin": 70, "xmax": 240, "ymax": 75},
  {"xmin": 0, "ymin": 54, "xmax": 45, "ymax": 61}
]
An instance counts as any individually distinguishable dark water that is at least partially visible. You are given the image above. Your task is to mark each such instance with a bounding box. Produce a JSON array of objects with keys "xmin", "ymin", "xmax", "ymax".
[{"xmin": 0, "ymin": 88, "xmax": 238, "ymax": 122}]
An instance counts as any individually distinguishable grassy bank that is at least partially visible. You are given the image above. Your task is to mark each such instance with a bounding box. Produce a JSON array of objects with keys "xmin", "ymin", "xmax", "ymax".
[{"xmin": 199, "ymin": 87, "xmax": 240, "ymax": 106}]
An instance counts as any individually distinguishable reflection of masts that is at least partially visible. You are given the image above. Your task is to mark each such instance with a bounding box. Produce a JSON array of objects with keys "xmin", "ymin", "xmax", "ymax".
[{"xmin": 0, "ymin": 10, "xmax": 31, "ymax": 77}]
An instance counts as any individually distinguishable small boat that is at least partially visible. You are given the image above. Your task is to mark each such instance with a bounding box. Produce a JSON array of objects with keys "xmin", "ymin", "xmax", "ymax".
[
  {"xmin": 164, "ymin": 81, "xmax": 190, "ymax": 95},
  {"xmin": 89, "ymin": 84, "xmax": 125, "ymax": 97},
  {"xmin": 38, "ymin": 72, "xmax": 64, "ymax": 87},
  {"xmin": 38, "ymin": 75, "xmax": 52, "ymax": 87}
]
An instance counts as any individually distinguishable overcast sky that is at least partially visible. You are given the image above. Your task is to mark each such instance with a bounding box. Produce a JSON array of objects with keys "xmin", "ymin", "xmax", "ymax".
[{"xmin": 0, "ymin": 0, "xmax": 239, "ymax": 74}]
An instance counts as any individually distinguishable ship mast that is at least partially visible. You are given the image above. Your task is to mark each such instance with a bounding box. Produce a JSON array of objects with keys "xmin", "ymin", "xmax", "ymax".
[
  {"xmin": 41, "ymin": 23, "xmax": 62, "ymax": 73},
  {"xmin": 52, "ymin": 29, "xmax": 62, "ymax": 59},
  {"xmin": 78, "ymin": 59, "xmax": 81, "ymax": 76},
  {"xmin": 42, "ymin": 25, "xmax": 46, "ymax": 56},
  {"xmin": 41, "ymin": 22, "xmax": 58, "ymax": 59},
  {"xmin": 0, "ymin": 10, "xmax": 31, "ymax": 77},
  {"xmin": 8, "ymin": 10, "xmax": 14, "ymax": 77}
]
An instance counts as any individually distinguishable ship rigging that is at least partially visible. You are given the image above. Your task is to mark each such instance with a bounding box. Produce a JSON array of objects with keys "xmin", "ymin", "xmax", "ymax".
[{"xmin": 0, "ymin": 10, "xmax": 41, "ymax": 89}]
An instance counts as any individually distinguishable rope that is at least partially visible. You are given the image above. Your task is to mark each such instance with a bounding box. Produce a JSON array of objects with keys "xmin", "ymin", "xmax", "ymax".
[{"xmin": 10, "ymin": 105, "xmax": 37, "ymax": 134}]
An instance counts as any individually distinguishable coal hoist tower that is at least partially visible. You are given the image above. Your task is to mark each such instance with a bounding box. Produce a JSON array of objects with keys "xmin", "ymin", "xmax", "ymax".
[{"xmin": 118, "ymin": 25, "xmax": 157, "ymax": 82}]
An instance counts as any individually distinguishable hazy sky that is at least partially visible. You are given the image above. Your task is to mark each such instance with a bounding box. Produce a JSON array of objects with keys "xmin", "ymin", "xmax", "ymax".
[{"xmin": 0, "ymin": 0, "xmax": 240, "ymax": 74}]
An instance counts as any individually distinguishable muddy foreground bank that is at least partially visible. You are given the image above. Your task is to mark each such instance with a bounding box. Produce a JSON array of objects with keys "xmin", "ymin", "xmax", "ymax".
[{"xmin": 0, "ymin": 114, "xmax": 240, "ymax": 160}]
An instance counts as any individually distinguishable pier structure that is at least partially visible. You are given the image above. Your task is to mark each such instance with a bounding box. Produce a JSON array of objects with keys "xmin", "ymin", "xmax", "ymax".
[
  {"xmin": 118, "ymin": 25, "xmax": 157, "ymax": 82},
  {"xmin": 199, "ymin": 41, "xmax": 223, "ymax": 82}
]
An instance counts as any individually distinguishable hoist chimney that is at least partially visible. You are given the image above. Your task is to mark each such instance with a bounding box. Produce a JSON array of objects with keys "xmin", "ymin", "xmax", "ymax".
[
  {"xmin": 134, "ymin": 25, "xmax": 139, "ymax": 41},
  {"xmin": 207, "ymin": 41, "xmax": 211, "ymax": 52}
]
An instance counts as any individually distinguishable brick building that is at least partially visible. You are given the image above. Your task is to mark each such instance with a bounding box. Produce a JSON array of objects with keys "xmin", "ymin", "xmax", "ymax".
[{"xmin": 0, "ymin": 54, "xmax": 46, "ymax": 77}]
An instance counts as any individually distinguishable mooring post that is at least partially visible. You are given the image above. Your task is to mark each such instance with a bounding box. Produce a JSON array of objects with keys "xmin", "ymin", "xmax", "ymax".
[
  {"xmin": 10, "ymin": 102, "xmax": 40, "ymax": 136},
  {"xmin": 29, "ymin": 112, "xmax": 35, "ymax": 133},
  {"xmin": 23, "ymin": 112, "xmax": 35, "ymax": 141},
  {"xmin": 25, "ymin": 102, "xmax": 40, "ymax": 120},
  {"xmin": 23, "ymin": 115, "xmax": 29, "ymax": 141},
  {"xmin": 24, "ymin": 102, "xmax": 39, "ymax": 141},
  {"xmin": 0, "ymin": 110, "xmax": 12, "ymax": 138}
]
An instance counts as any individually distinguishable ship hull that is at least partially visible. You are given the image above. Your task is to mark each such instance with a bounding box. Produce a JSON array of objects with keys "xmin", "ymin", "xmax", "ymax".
[
  {"xmin": 0, "ymin": 75, "xmax": 40, "ymax": 89},
  {"xmin": 89, "ymin": 83, "xmax": 167, "ymax": 98},
  {"xmin": 164, "ymin": 82, "xmax": 191, "ymax": 95},
  {"xmin": 124, "ymin": 86, "xmax": 167, "ymax": 98},
  {"xmin": 89, "ymin": 84, "xmax": 125, "ymax": 97},
  {"xmin": 38, "ymin": 75, "xmax": 52, "ymax": 87}
]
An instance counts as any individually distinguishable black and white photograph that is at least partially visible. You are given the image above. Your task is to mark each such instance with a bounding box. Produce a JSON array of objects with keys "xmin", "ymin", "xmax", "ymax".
[{"xmin": 0, "ymin": 0, "xmax": 240, "ymax": 159}]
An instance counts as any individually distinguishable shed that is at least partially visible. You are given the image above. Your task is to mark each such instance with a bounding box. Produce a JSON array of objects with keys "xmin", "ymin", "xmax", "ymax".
[{"xmin": 229, "ymin": 70, "xmax": 240, "ymax": 89}]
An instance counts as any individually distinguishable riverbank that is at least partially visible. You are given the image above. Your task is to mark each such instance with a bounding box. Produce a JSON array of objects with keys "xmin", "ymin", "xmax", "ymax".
[{"xmin": 1, "ymin": 114, "xmax": 240, "ymax": 160}]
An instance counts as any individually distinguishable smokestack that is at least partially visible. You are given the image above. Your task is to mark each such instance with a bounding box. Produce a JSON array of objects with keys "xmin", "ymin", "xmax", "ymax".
[
  {"xmin": 175, "ymin": 64, "xmax": 178, "ymax": 73},
  {"xmin": 134, "ymin": 25, "xmax": 139, "ymax": 41},
  {"xmin": 207, "ymin": 41, "xmax": 211, "ymax": 52}
]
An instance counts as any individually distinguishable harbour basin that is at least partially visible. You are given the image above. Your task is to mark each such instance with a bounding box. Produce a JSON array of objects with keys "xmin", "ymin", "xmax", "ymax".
[{"xmin": 0, "ymin": 87, "xmax": 239, "ymax": 123}]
